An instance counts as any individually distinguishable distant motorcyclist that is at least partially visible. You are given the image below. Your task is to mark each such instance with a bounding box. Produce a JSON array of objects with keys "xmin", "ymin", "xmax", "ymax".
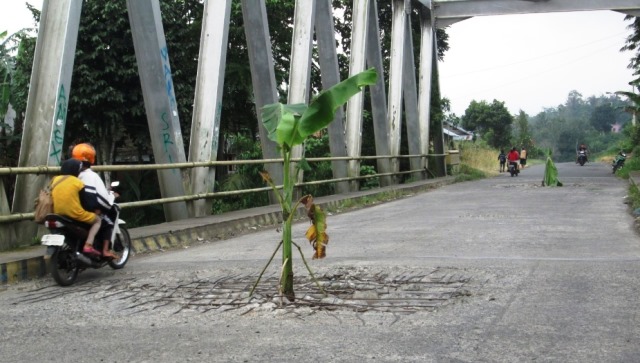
[
  {"xmin": 507, "ymin": 147, "xmax": 520, "ymax": 173},
  {"xmin": 576, "ymin": 144, "xmax": 589, "ymax": 164}
]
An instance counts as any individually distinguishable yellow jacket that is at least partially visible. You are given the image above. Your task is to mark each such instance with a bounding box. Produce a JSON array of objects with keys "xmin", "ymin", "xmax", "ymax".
[{"xmin": 51, "ymin": 175, "xmax": 97, "ymax": 224}]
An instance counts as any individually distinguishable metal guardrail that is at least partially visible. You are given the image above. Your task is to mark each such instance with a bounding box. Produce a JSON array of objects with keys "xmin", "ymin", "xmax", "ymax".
[{"xmin": 0, "ymin": 153, "xmax": 449, "ymax": 223}]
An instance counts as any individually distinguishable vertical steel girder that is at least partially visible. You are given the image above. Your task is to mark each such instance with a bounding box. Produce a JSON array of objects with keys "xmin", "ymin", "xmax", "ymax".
[
  {"xmin": 366, "ymin": 0, "xmax": 393, "ymax": 188},
  {"xmin": 241, "ymin": 0, "xmax": 284, "ymax": 198},
  {"xmin": 418, "ymin": 5, "xmax": 434, "ymax": 169},
  {"xmin": 10, "ymin": 0, "xmax": 83, "ymax": 247},
  {"xmin": 315, "ymin": 0, "xmax": 350, "ymax": 194},
  {"xmin": 188, "ymin": 0, "xmax": 232, "ymax": 217},
  {"xmin": 288, "ymin": 0, "xmax": 316, "ymax": 182},
  {"xmin": 126, "ymin": 0, "xmax": 189, "ymax": 221},
  {"xmin": 345, "ymin": 0, "xmax": 370, "ymax": 191},
  {"xmin": 402, "ymin": 16, "xmax": 423, "ymax": 178},
  {"xmin": 387, "ymin": 0, "xmax": 408, "ymax": 180},
  {"xmin": 431, "ymin": 30, "xmax": 447, "ymax": 175}
]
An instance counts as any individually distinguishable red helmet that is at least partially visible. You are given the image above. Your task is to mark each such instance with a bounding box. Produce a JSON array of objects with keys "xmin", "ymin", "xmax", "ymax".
[{"xmin": 71, "ymin": 143, "xmax": 96, "ymax": 165}]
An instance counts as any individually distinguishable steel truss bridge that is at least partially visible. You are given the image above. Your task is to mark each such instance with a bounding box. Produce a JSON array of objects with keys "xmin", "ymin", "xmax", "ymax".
[{"xmin": 4, "ymin": 0, "xmax": 639, "ymax": 246}]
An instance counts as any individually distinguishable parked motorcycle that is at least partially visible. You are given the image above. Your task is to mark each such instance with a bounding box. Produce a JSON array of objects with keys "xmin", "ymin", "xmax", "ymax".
[
  {"xmin": 40, "ymin": 182, "xmax": 132, "ymax": 286},
  {"xmin": 577, "ymin": 151, "xmax": 587, "ymax": 166},
  {"xmin": 612, "ymin": 152, "xmax": 626, "ymax": 174},
  {"xmin": 508, "ymin": 161, "xmax": 520, "ymax": 177}
]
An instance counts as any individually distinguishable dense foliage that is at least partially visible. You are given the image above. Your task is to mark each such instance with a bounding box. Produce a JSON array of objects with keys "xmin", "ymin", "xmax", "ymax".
[
  {"xmin": 460, "ymin": 100, "xmax": 513, "ymax": 149},
  {"xmin": 528, "ymin": 91, "xmax": 630, "ymax": 161},
  {"xmin": 3, "ymin": 1, "xmax": 449, "ymax": 225}
]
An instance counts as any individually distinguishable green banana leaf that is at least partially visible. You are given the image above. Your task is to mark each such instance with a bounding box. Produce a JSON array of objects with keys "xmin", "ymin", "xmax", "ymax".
[
  {"xmin": 542, "ymin": 157, "xmax": 562, "ymax": 187},
  {"xmin": 261, "ymin": 68, "xmax": 377, "ymax": 149}
]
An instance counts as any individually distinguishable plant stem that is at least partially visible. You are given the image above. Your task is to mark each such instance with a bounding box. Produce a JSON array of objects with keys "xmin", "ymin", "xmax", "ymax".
[
  {"xmin": 281, "ymin": 149, "xmax": 295, "ymax": 302},
  {"xmin": 249, "ymin": 240, "xmax": 283, "ymax": 297},
  {"xmin": 292, "ymin": 241, "xmax": 327, "ymax": 297}
]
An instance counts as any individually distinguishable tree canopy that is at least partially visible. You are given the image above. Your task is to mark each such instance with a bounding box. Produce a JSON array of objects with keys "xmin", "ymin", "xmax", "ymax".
[
  {"xmin": 529, "ymin": 91, "xmax": 630, "ymax": 161},
  {"xmin": 461, "ymin": 100, "xmax": 513, "ymax": 148}
]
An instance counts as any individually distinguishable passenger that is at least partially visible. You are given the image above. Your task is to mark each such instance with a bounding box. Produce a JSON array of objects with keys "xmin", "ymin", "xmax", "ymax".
[
  {"xmin": 520, "ymin": 147, "xmax": 527, "ymax": 168},
  {"xmin": 51, "ymin": 158, "xmax": 102, "ymax": 256},
  {"xmin": 71, "ymin": 143, "xmax": 118, "ymax": 259}
]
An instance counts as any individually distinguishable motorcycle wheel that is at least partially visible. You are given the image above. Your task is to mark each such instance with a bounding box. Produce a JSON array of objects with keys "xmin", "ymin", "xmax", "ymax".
[
  {"xmin": 109, "ymin": 226, "xmax": 132, "ymax": 270},
  {"xmin": 579, "ymin": 159, "xmax": 585, "ymax": 166},
  {"xmin": 50, "ymin": 248, "xmax": 79, "ymax": 286}
]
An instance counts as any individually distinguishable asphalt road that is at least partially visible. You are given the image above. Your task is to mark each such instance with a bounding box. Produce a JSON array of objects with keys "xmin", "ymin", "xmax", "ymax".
[{"xmin": 1, "ymin": 161, "xmax": 639, "ymax": 363}]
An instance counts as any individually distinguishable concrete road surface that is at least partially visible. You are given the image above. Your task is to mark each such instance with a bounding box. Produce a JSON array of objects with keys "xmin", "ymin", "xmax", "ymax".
[{"xmin": 1, "ymin": 161, "xmax": 639, "ymax": 363}]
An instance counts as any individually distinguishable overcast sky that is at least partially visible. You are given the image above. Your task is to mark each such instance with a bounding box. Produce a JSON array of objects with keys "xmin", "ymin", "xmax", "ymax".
[
  {"xmin": 1, "ymin": 1, "xmax": 40, "ymax": 35},
  {"xmin": 438, "ymin": 10, "xmax": 636, "ymax": 117},
  {"xmin": 2, "ymin": 3, "xmax": 636, "ymax": 119}
]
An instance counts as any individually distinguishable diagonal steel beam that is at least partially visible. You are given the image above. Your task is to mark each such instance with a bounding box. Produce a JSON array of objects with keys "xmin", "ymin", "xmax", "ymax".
[
  {"xmin": 11, "ymin": 0, "xmax": 83, "ymax": 246},
  {"xmin": 241, "ymin": 0, "xmax": 284, "ymax": 203},
  {"xmin": 127, "ymin": 0, "xmax": 189, "ymax": 221},
  {"xmin": 315, "ymin": 0, "xmax": 350, "ymax": 194},
  {"xmin": 345, "ymin": 0, "xmax": 370, "ymax": 191},
  {"xmin": 188, "ymin": 0, "xmax": 232, "ymax": 217},
  {"xmin": 366, "ymin": 0, "xmax": 393, "ymax": 187},
  {"xmin": 387, "ymin": 0, "xmax": 408, "ymax": 179},
  {"xmin": 288, "ymin": 0, "xmax": 316, "ymax": 186}
]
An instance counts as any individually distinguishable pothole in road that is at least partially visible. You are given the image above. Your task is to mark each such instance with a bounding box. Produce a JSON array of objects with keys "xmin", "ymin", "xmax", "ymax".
[{"xmin": 14, "ymin": 267, "xmax": 474, "ymax": 316}]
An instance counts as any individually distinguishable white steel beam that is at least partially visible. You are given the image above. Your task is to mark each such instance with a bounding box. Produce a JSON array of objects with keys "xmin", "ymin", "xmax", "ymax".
[
  {"xmin": 241, "ymin": 0, "xmax": 284, "ymax": 202},
  {"xmin": 366, "ymin": 0, "xmax": 393, "ymax": 187},
  {"xmin": 315, "ymin": 0, "xmax": 350, "ymax": 194},
  {"xmin": 127, "ymin": 0, "xmax": 189, "ymax": 221},
  {"xmin": 345, "ymin": 0, "xmax": 370, "ymax": 191},
  {"xmin": 433, "ymin": 0, "xmax": 640, "ymax": 19},
  {"xmin": 11, "ymin": 0, "xmax": 83, "ymax": 246},
  {"xmin": 402, "ymin": 16, "xmax": 423, "ymax": 178},
  {"xmin": 188, "ymin": 0, "xmax": 232, "ymax": 217},
  {"xmin": 287, "ymin": 0, "xmax": 316, "ymax": 182},
  {"xmin": 387, "ymin": 0, "xmax": 408, "ymax": 179},
  {"xmin": 418, "ymin": 5, "xmax": 433, "ymax": 169}
]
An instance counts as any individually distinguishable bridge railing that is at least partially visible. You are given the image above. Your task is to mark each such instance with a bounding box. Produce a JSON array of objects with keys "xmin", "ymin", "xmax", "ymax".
[{"xmin": 0, "ymin": 153, "xmax": 451, "ymax": 224}]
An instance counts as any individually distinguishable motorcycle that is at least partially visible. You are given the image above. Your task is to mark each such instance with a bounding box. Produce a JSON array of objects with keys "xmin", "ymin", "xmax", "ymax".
[
  {"xmin": 508, "ymin": 161, "xmax": 520, "ymax": 177},
  {"xmin": 612, "ymin": 153, "xmax": 627, "ymax": 174},
  {"xmin": 577, "ymin": 151, "xmax": 587, "ymax": 166},
  {"xmin": 40, "ymin": 182, "xmax": 132, "ymax": 286}
]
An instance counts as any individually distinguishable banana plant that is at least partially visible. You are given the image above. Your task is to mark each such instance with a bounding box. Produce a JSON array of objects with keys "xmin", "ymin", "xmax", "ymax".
[
  {"xmin": 614, "ymin": 90, "xmax": 640, "ymax": 122},
  {"xmin": 254, "ymin": 68, "xmax": 377, "ymax": 302}
]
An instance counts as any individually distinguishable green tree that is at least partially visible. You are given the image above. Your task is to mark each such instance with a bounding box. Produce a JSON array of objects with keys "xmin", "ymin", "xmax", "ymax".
[
  {"xmin": 622, "ymin": 15, "xmax": 640, "ymax": 84},
  {"xmin": 590, "ymin": 104, "xmax": 616, "ymax": 133},
  {"xmin": 461, "ymin": 100, "xmax": 513, "ymax": 148},
  {"xmin": 0, "ymin": 30, "xmax": 26, "ymax": 165},
  {"xmin": 528, "ymin": 91, "xmax": 630, "ymax": 161}
]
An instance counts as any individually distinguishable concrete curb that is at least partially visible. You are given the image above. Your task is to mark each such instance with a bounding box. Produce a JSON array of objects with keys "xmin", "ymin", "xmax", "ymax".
[{"xmin": 1, "ymin": 176, "xmax": 455, "ymax": 285}]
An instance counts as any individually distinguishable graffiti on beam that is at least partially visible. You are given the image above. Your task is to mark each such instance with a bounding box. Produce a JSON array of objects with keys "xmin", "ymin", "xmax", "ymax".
[
  {"xmin": 50, "ymin": 84, "xmax": 67, "ymax": 164},
  {"xmin": 160, "ymin": 112, "xmax": 174, "ymax": 163},
  {"xmin": 159, "ymin": 46, "xmax": 178, "ymax": 169}
]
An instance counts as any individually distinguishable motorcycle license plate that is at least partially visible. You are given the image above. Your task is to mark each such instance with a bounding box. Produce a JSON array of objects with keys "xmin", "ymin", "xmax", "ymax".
[{"xmin": 41, "ymin": 234, "xmax": 65, "ymax": 246}]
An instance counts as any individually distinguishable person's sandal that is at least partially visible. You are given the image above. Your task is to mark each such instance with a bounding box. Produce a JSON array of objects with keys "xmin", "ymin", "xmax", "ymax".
[{"xmin": 83, "ymin": 245, "xmax": 101, "ymax": 256}]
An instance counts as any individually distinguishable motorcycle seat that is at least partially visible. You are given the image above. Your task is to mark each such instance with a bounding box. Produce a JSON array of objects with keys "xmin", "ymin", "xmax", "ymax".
[{"xmin": 44, "ymin": 214, "xmax": 91, "ymax": 239}]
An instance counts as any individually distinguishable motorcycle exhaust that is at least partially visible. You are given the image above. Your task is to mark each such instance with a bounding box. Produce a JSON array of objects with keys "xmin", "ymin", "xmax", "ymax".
[{"xmin": 74, "ymin": 252, "xmax": 93, "ymax": 266}]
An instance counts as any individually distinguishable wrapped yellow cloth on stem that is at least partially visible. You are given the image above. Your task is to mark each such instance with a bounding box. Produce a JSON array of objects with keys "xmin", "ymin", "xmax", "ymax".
[{"xmin": 542, "ymin": 156, "xmax": 562, "ymax": 187}]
